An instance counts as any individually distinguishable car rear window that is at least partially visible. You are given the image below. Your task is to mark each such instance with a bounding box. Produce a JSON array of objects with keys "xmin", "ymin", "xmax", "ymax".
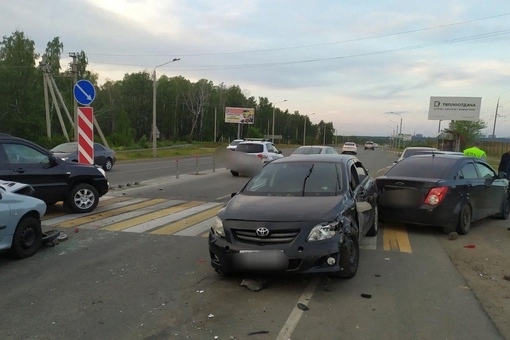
[
  {"xmin": 293, "ymin": 147, "xmax": 322, "ymax": 155},
  {"xmin": 235, "ymin": 143, "xmax": 264, "ymax": 153},
  {"xmin": 385, "ymin": 156, "xmax": 455, "ymax": 179}
]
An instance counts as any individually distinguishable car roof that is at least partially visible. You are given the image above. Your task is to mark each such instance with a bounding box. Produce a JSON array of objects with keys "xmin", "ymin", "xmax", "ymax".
[
  {"xmin": 343, "ymin": 142, "xmax": 356, "ymax": 145},
  {"xmin": 238, "ymin": 140, "xmax": 271, "ymax": 145},
  {"xmin": 272, "ymin": 154, "xmax": 357, "ymax": 164}
]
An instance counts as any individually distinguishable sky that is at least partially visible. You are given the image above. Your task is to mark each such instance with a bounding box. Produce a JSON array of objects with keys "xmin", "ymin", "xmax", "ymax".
[{"xmin": 2, "ymin": 0, "xmax": 510, "ymax": 138}]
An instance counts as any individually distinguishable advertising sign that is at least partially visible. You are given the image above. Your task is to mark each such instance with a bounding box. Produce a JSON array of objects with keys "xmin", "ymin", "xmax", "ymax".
[
  {"xmin": 225, "ymin": 107, "xmax": 255, "ymax": 124},
  {"xmin": 428, "ymin": 96, "xmax": 481, "ymax": 121}
]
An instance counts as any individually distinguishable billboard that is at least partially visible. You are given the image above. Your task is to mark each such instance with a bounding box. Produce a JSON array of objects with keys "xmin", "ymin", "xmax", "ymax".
[
  {"xmin": 428, "ymin": 96, "xmax": 481, "ymax": 121},
  {"xmin": 225, "ymin": 107, "xmax": 255, "ymax": 124}
]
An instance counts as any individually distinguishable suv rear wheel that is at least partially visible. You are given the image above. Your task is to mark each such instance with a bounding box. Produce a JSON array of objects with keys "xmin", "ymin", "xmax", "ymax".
[{"xmin": 67, "ymin": 183, "xmax": 99, "ymax": 213}]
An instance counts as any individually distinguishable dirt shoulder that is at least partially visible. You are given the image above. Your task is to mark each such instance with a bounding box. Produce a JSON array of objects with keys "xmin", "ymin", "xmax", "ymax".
[{"xmin": 439, "ymin": 220, "xmax": 510, "ymax": 339}]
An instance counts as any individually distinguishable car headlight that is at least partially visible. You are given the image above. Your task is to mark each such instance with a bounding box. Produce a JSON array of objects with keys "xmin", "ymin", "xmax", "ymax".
[
  {"xmin": 307, "ymin": 221, "xmax": 341, "ymax": 241},
  {"xmin": 212, "ymin": 216, "xmax": 225, "ymax": 237},
  {"xmin": 96, "ymin": 166, "xmax": 107, "ymax": 178}
]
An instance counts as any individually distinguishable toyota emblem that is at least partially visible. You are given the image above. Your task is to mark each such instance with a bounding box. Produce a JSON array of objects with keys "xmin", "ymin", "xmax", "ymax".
[{"xmin": 256, "ymin": 227, "xmax": 270, "ymax": 237}]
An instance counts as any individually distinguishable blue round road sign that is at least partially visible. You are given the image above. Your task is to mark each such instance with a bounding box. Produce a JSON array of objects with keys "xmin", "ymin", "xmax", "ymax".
[{"xmin": 73, "ymin": 79, "xmax": 96, "ymax": 105}]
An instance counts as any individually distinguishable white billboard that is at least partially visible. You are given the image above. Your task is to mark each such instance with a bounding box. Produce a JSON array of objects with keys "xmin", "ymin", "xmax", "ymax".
[
  {"xmin": 225, "ymin": 107, "xmax": 255, "ymax": 124},
  {"xmin": 428, "ymin": 96, "xmax": 481, "ymax": 121}
]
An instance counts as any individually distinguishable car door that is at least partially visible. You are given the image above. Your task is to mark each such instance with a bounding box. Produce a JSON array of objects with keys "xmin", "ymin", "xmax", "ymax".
[
  {"xmin": 474, "ymin": 161, "xmax": 506, "ymax": 216},
  {"xmin": 355, "ymin": 160, "xmax": 377, "ymax": 234},
  {"xmin": 457, "ymin": 161, "xmax": 485, "ymax": 220},
  {"xmin": 93, "ymin": 143, "xmax": 105, "ymax": 167},
  {"xmin": 0, "ymin": 141, "xmax": 69, "ymax": 204},
  {"xmin": 0, "ymin": 191, "xmax": 10, "ymax": 244},
  {"xmin": 347, "ymin": 161, "xmax": 373, "ymax": 236}
]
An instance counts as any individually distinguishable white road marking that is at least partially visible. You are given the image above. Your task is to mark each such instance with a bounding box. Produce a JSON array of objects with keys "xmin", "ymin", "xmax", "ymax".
[{"xmin": 276, "ymin": 277, "xmax": 320, "ymax": 340}]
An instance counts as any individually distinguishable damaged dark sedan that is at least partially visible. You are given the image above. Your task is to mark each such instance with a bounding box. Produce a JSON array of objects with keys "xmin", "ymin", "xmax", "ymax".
[
  {"xmin": 209, "ymin": 154, "xmax": 378, "ymax": 278},
  {"xmin": 376, "ymin": 154, "xmax": 509, "ymax": 234}
]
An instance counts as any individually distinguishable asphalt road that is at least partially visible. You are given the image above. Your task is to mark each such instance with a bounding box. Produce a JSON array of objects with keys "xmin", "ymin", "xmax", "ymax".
[{"xmin": 0, "ymin": 147, "xmax": 505, "ymax": 339}]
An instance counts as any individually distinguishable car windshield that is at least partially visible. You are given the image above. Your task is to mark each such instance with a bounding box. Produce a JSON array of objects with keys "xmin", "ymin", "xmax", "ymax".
[
  {"xmin": 235, "ymin": 143, "xmax": 264, "ymax": 153},
  {"xmin": 243, "ymin": 161, "xmax": 341, "ymax": 196},
  {"xmin": 51, "ymin": 143, "xmax": 77, "ymax": 153},
  {"xmin": 344, "ymin": 143, "xmax": 355, "ymax": 146},
  {"xmin": 293, "ymin": 147, "xmax": 323, "ymax": 155}
]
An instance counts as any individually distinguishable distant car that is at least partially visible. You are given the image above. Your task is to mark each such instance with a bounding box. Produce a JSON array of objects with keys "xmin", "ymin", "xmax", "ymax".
[
  {"xmin": 364, "ymin": 141, "xmax": 375, "ymax": 150},
  {"xmin": 0, "ymin": 182, "xmax": 46, "ymax": 259},
  {"xmin": 291, "ymin": 145, "xmax": 338, "ymax": 155},
  {"xmin": 228, "ymin": 141, "xmax": 283, "ymax": 177},
  {"xmin": 209, "ymin": 154, "xmax": 378, "ymax": 277},
  {"xmin": 395, "ymin": 146, "xmax": 438, "ymax": 163},
  {"xmin": 341, "ymin": 142, "xmax": 357, "ymax": 155},
  {"xmin": 51, "ymin": 142, "xmax": 116, "ymax": 171},
  {"xmin": 226, "ymin": 139, "xmax": 244, "ymax": 151},
  {"xmin": 376, "ymin": 154, "xmax": 509, "ymax": 234},
  {"xmin": 0, "ymin": 134, "xmax": 109, "ymax": 213}
]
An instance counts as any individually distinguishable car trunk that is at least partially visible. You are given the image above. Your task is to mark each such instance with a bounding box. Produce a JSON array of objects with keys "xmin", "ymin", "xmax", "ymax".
[{"xmin": 377, "ymin": 177, "xmax": 441, "ymax": 209}]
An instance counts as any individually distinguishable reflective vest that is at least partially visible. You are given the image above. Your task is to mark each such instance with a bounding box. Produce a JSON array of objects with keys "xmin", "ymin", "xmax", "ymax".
[{"xmin": 463, "ymin": 146, "xmax": 486, "ymax": 159}]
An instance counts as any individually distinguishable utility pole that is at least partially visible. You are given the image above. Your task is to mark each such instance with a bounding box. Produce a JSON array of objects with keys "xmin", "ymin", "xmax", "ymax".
[
  {"xmin": 492, "ymin": 97, "xmax": 501, "ymax": 138},
  {"xmin": 69, "ymin": 52, "xmax": 78, "ymax": 142}
]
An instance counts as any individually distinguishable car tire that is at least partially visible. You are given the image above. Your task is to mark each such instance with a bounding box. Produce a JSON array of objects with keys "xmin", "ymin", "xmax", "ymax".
[
  {"xmin": 497, "ymin": 196, "xmax": 510, "ymax": 220},
  {"xmin": 456, "ymin": 204, "xmax": 472, "ymax": 235},
  {"xmin": 9, "ymin": 217, "xmax": 42, "ymax": 259},
  {"xmin": 335, "ymin": 227, "xmax": 359, "ymax": 279},
  {"xmin": 367, "ymin": 205, "xmax": 378, "ymax": 236},
  {"xmin": 230, "ymin": 170, "xmax": 239, "ymax": 177},
  {"xmin": 67, "ymin": 183, "xmax": 99, "ymax": 213},
  {"xmin": 103, "ymin": 158, "xmax": 113, "ymax": 171}
]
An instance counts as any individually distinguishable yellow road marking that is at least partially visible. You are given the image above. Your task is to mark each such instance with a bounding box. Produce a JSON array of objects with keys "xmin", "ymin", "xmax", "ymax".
[
  {"xmin": 55, "ymin": 199, "xmax": 167, "ymax": 228},
  {"xmin": 42, "ymin": 196, "xmax": 131, "ymax": 221},
  {"xmin": 103, "ymin": 201, "xmax": 203, "ymax": 231},
  {"xmin": 383, "ymin": 224, "xmax": 412, "ymax": 253},
  {"xmin": 150, "ymin": 206, "xmax": 221, "ymax": 235}
]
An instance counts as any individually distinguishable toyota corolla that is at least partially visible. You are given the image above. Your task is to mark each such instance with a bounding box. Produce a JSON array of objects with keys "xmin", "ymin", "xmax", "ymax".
[{"xmin": 209, "ymin": 154, "xmax": 378, "ymax": 277}]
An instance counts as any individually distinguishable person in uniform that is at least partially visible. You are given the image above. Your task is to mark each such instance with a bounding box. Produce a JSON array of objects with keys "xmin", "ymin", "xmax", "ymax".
[{"xmin": 498, "ymin": 147, "xmax": 510, "ymax": 179}]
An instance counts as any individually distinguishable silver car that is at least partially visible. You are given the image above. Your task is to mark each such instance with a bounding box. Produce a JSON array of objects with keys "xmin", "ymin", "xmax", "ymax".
[{"xmin": 0, "ymin": 182, "xmax": 47, "ymax": 259}]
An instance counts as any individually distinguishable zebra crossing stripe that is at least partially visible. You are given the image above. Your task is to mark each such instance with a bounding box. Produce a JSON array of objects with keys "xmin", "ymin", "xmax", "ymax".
[
  {"xmin": 103, "ymin": 201, "xmax": 204, "ymax": 232},
  {"xmin": 174, "ymin": 217, "xmax": 215, "ymax": 236},
  {"xmin": 150, "ymin": 206, "xmax": 222, "ymax": 235},
  {"xmin": 123, "ymin": 202, "xmax": 222, "ymax": 234},
  {"xmin": 69, "ymin": 200, "xmax": 187, "ymax": 230},
  {"xmin": 54, "ymin": 198, "xmax": 168, "ymax": 228}
]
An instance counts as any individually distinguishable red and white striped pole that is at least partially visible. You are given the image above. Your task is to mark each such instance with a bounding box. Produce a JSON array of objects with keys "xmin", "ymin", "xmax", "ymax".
[{"xmin": 77, "ymin": 107, "xmax": 94, "ymax": 164}]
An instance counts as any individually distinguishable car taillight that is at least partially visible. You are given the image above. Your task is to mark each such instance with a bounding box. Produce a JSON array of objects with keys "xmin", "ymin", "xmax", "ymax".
[
  {"xmin": 424, "ymin": 187, "xmax": 448, "ymax": 205},
  {"xmin": 257, "ymin": 153, "xmax": 268, "ymax": 160}
]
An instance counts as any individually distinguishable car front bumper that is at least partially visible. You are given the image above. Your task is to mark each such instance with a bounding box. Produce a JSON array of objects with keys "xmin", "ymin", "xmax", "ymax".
[{"xmin": 208, "ymin": 231, "xmax": 345, "ymax": 275}]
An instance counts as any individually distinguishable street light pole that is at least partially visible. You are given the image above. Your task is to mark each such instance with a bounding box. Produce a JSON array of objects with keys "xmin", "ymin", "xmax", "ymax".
[
  {"xmin": 152, "ymin": 57, "xmax": 180, "ymax": 157},
  {"xmin": 272, "ymin": 99, "xmax": 287, "ymax": 143},
  {"xmin": 303, "ymin": 112, "xmax": 314, "ymax": 146}
]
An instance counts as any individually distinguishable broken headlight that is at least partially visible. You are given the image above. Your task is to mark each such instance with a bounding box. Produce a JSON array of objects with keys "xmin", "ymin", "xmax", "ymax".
[
  {"xmin": 307, "ymin": 221, "xmax": 341, "ymax": 241},
  {"xmin": 212, "ymin": 216, "xmax": 225, "ymax": 237}
]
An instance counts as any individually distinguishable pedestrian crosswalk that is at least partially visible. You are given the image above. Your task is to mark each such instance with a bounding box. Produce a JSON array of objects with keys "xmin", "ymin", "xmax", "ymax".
[
  {"xmin": 42, "ymin": 196, "xmax": 222, "ymax": 237},
  {"xmin": 42, "ymin": 196, "xmax": 412, "ymax": 252}
]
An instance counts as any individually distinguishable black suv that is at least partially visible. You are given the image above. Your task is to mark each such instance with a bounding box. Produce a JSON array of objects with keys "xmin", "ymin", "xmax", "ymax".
[{"xmin": 0, "ymin": 134, "xmax": 109, "ymax": 213}]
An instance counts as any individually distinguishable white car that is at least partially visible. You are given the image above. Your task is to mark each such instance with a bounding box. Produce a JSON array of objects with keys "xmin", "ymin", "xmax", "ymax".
[
  {"xmin": 0, "ymin": 182, "xmax": 47, "ymax": 259},
  {"xmin": 341, "ymin": 142, "xmax": 358, "ymax": 155},
  {"xmin": 228, "ymin": 141, "xmax": 284, "ymax": 176},
  {"xmin": 291, "ymin": 145, "xmax": 338, "ymax": 155},
  {"xmin": 226, "ymin": 139, "xmax": 244, "ymax": 151}
]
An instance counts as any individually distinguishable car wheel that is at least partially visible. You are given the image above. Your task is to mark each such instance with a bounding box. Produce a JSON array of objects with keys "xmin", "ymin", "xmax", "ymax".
[
  {"xmin": 335, "ymin": 229, "xmax": 359, "ymax": 279},
  {"xmin": 456, "ymin": 204, "xmax": 472, "ymax": 235},
  {"xmin": 103, "ymin": 158, "xmax": 113, "ymax": 171},
  {"xmin": 9, "ymin": 217, "xmax": 42, "ymax": 259},
  {"xmin": 497, "ymin": 196, "xmax": 510, "ymax": 220},
  {"xmin": 367, "ymin": 205, "xmax": 378, "ymax": 236},
  {"xmin": 230, "ymin": 170, "xmax": 239, "ymax": 177},
  {"xmin": 67, "ymin": 183, "xmax": 99, "ymax": 213}
]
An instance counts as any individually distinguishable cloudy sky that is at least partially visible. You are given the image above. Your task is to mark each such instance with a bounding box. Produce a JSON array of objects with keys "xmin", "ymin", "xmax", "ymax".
[{"xmin": 2, "ymin": 0, "xmax": 510, "ymax": 138}]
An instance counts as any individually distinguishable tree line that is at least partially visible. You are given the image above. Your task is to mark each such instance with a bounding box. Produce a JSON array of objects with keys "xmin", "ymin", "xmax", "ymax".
[{"xmin": 0, "ymin": 30, "xmax": 336, "ymax": 149}]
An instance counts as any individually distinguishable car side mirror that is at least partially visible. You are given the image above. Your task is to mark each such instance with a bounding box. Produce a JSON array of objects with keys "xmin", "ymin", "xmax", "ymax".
[
  {"xmin": 498, "ymin": 171, "xmax": 507, "ymax": 179},
  {"xmin": 277, "ymin": 150, "xmax": 282, "ymax": 154}
]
